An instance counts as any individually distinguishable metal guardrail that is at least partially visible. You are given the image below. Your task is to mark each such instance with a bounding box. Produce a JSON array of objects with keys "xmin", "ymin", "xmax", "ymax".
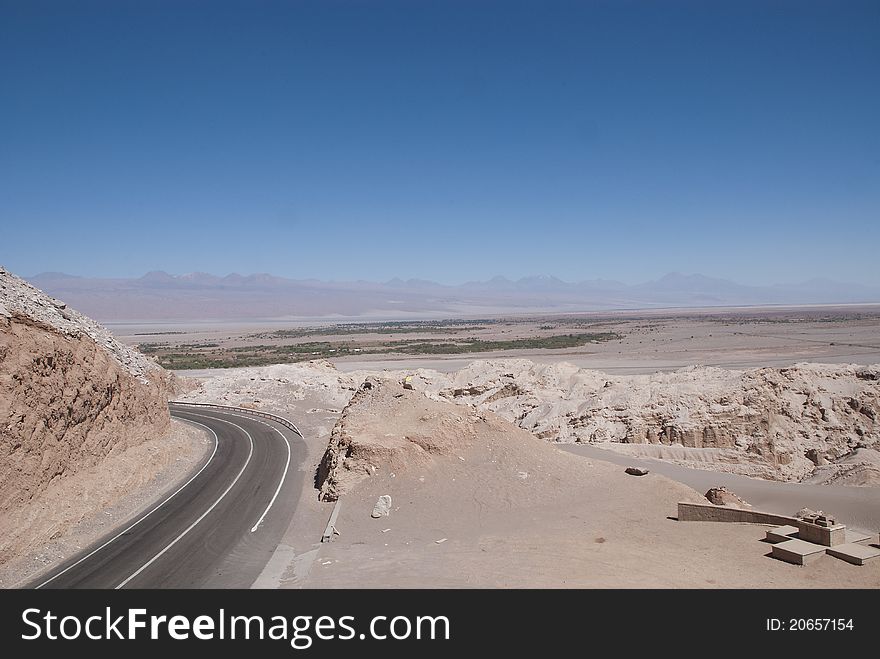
[{"xmin": 168, "ymin": 400, "xmax": 303, "ymax": 438}]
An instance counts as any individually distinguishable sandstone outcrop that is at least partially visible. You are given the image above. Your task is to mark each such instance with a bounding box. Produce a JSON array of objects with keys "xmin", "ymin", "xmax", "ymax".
[
  {"xmin": 417, "ymin": 359, "xmax": 880, "ymax": 482},
  {"xmin": 316, "ymin": 378, "xmax": 478, "ymax": 501},
  {"xmin": 0, "ymin": 266, "xmax": 172, "ymax": 518},
  {"xmin": 183, "ymin": 357, "xmax": 880, "ymax": 485},
  {"xmin": 705, "ymin": 487, "xmax": 751, "ymax": 508}
]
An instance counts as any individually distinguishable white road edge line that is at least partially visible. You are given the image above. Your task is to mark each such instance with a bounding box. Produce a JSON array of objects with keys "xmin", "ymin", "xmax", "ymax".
[
  {"xmin": 115, "ymin": 414, "xmax": 255, "ymax": 589},
  {"xmin": 248, "ymin": 422, "xmax": 291, "ymax": 533},
  {"xmin": 35, "ymin": 416, "xmax": 220, "ymax": 589}
]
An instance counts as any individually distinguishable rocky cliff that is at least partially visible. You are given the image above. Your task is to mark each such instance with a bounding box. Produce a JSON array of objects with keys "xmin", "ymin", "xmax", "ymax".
[
  {"xmin": 418, "ymin": 359, "xmax": 880, "ymax": 482},
  {"xmin": 181, "ymin": 357, "xmax": 880, "ymax": 484},
  {"xmin": 0, "ymin": 266, "xmax": 172, "ymax": 517}
]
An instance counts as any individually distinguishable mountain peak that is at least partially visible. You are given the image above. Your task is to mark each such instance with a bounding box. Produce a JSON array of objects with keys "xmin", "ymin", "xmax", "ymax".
[
  {"xmin": 657, "ymin": 272, "xmax": 715, "ymax": 283},
  {"xmin": 29, "ymin": 271, "xmax": 81, "ymax": 281},
  {"xmin": 140, "ymin": 270, "xmax": 176, "ymax": 282},
  {"xmin": 179, "ymin": 272, "xmax": 220, "ymax": 282}
]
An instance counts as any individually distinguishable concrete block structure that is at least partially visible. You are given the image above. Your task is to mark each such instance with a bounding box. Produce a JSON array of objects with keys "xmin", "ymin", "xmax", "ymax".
[
  {"xmin": 798, "ymin": 514, "xmax": 847, "ymax": 547},
  {"xmin": 826, "ymin": 543, "xmax": 880, "ymax": 566},
  {"xmin": 676, "ymin": 502, "xmax": 879, "ymax": 567},
  {"xmin": 771, "ymin": 539, "xmax": 827, "ymax": 566},
  {"xmin": 766, "ymin": 525, "xmax": 799, "ymax": 543},
  {"xmin": 678, "ymin": 502, "xmax": 848, "ymax": 547}
]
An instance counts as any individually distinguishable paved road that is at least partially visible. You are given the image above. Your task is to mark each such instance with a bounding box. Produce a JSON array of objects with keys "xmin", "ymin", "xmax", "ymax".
[{"xmin": 31, "ymin": 404, "xmax": 306, "ymax": 589}]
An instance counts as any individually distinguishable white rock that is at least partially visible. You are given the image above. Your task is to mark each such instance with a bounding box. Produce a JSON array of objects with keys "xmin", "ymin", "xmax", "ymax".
[{"xmin": 371, "ymin": 495, "xmax": 392, "ymax": 518}]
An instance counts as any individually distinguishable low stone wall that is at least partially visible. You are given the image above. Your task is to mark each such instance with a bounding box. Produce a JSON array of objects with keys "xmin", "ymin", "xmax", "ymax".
[
  {"xmin": 676, "ymin": 502, "xmax": 847, "ymax": 546},
  {"xmin": 677, "ymin": 502, "xmax": 797, "ymax": 527}
]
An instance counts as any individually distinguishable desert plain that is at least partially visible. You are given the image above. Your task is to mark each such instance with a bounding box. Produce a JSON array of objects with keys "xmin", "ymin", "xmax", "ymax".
[
  {"xmin": 5, "ymin": 303, "xmax": 879, "ymax": 588},
  {"xmin": 120, "ymin": 306, "xmax": 880, "ymax": 588}
]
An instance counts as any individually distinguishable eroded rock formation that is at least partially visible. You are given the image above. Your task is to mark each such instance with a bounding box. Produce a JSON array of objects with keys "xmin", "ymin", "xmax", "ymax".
[{"xmin": 0, "ymin": 266, "xmax": 172, "ymax": 516}]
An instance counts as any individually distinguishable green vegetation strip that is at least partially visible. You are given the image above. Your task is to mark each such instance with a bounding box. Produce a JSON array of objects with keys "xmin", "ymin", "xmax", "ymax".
[
  {"xmin": 144, "ymin": 331, "xmax": 621, "ymax": 370},
  {"xmin": 249, "ymin": 320, "xmax": 493, "ymax": 339},
  {"xmin": 392, "ymin": 332, "xmax": 620, "ymax": 354}
]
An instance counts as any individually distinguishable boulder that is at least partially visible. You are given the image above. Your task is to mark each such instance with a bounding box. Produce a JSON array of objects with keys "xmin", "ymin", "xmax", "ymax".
[
  {"xmin": 371, "ymin": 495, "xmax": 392, "ymax": 518},
  {"xmin": 705, "ymin": 486, "xmax": 751, "ymax": 508},
  {"xmin": 805, "ymin": 448, "xmax": 826, "ymax": 466}
]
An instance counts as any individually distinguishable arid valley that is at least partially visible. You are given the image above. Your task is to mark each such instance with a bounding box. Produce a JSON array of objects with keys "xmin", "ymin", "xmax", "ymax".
[
  {"xmin": 3, "ymin": 4, "xmax": 878, "ymax": 653},
  {"xmin": 3, "ymin": 260, "xmax": 879, "ymax": 590},
  {"xmin": 11, "ymin": 284, "xmax": 880, "ymax": 588},
  {"xmin": 166, "ymin": 308, "xmax": 880, "ymax": 587}
]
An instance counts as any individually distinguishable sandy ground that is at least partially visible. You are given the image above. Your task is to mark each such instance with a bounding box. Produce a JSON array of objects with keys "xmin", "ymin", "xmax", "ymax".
[
  {"xmin": 303, "ymin": 462, "xmax": 880, "ymax": 588},
  {"xmin": 562, "ymin": 444, "xmax": 880, "ymax": 533},
  {"xmin": 301, "ymin": 381, "xmax": 880, "ymax": 588},
  {"xmin": 0, "ymin": 419, "xmax": 210, "ymax": 588}
]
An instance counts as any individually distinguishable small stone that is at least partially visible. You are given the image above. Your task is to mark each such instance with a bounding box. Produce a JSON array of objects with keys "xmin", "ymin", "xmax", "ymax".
[
  {"xmin": 625, "ymin": 467, "xmax": 649, "ymax": 476},
  {"xmin": 371, "ymin": 494, "xmax": 392, "ymax": 518}
]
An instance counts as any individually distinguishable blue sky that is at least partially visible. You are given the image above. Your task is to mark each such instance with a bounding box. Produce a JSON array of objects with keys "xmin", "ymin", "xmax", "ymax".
[{"xmin": 1, "ymin": 0, "xmax": 878, "ymax": 285}]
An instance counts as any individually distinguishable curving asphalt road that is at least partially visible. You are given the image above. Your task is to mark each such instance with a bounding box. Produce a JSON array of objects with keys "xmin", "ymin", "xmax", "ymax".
[{"xmin": 31, "ymin": 404, "xmax": 306, "ymax": 589}]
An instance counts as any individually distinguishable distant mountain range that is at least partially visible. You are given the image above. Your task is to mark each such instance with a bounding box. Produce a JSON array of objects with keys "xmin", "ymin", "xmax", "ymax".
[{"xmin": 24, "ymin": 270, "xmax": 880, "ymax": 322}]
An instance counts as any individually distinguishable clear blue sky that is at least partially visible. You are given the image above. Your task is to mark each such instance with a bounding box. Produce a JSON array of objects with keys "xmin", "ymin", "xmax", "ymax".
[{"xmin": 2, "ymin": 0, "xmax": 878, "ymax": 285}]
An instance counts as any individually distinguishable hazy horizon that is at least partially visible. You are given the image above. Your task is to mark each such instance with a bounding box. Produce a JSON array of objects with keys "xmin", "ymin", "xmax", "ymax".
[
  {"xmin": 20, "ymin": 267, "xmax": 880, "ymax": 290},
  {"xmin": 2, "ymin": 1, "xmax": 879, "ymax": 287},
  {"xmin": 19, "ymin": 266, "xmax": 880, "ymax": 323}
]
